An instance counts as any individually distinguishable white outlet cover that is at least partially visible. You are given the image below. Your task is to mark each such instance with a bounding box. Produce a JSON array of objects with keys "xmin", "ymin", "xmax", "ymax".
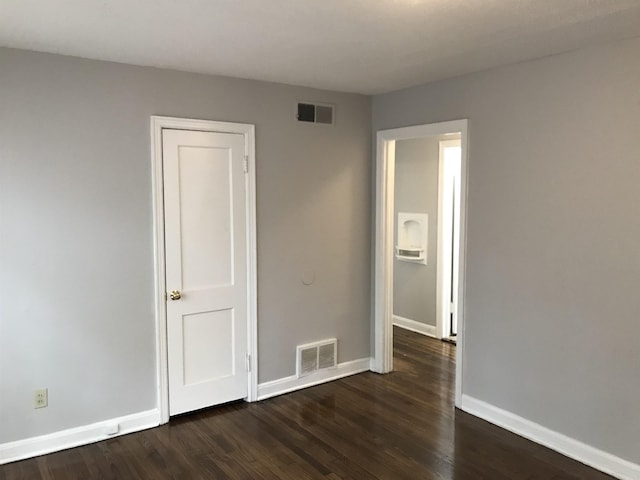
[{"xmin": 34, "ymin": 388, "xmax": 48, "ymax": 409}]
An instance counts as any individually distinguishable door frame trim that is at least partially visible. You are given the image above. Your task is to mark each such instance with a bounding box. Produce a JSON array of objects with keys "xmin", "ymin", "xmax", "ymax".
[
  {"xmin": 150, "ymin": 115, "xmax": 258, "ymax": 424},
  {"xmin": 373, "ymin": 119, "xmax": 468, "ymax": 408},
  {"xmin": 437, "ymin": 138, "xmax": 462, "ymax": 340}
]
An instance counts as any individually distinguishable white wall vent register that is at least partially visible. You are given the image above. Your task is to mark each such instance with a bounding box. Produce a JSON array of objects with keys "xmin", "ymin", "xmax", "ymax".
[{"xmin": 296, "ymin": 338, "xmax": 337, "ymax": 377}]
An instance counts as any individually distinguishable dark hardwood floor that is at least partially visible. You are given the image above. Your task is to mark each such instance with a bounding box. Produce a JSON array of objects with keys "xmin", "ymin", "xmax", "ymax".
[{"xmin": 1, "ymin": 327, "xmax": 612, "ymax": 479}]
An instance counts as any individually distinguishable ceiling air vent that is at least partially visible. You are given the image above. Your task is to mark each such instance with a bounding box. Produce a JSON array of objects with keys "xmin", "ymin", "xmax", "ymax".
[{"xmin": 296, "ymin": 102, "xmax": 334, "ymax": 125}]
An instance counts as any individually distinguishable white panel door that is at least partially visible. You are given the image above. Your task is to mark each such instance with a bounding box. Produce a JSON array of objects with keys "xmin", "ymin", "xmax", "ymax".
[{"xmin": 163, "ymin": 128, "xmax": 248, "ymax": 416}]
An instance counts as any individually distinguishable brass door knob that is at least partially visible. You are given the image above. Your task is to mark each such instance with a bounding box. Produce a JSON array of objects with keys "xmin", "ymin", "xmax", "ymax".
[{"xmin": 169, "ymin": 290, "xmax": 181, "ymax": 301}]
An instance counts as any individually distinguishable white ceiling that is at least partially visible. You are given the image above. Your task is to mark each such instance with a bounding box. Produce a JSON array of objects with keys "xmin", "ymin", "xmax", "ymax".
[{"xmin": 2, "ymin": 0, "xmax": 640, "ymax": 94}]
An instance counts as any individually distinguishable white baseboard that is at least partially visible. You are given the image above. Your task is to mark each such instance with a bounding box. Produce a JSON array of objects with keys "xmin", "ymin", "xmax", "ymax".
[
  {"xmin": 0, "ymin": 409, "xmax": 160, "ymax": 465},
  {"xmin": 393, "ymin": 315, "xmax": 437, "ymax": 338},
  {"xmin": 460, "ymin": 395, "xmax": 640, "ymax": 480},
  {"xmin": 257, "ymin": 357, "xmax": 371, "ymax": 401}
]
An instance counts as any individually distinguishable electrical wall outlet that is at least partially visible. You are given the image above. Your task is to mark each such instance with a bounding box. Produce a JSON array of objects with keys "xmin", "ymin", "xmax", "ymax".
[{"xmin": 34, "ymin": 388, "xmax": 48, "ymax": 409}]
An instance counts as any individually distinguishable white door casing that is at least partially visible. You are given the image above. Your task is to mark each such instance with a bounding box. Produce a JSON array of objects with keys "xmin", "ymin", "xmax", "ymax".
[
  {"xmin": 373, "ymin": 120, "xmax": 468, "ymax": 408},
  {"xmin": 450, "ymin": 144, "xmax": 461, "ymax": 337},
  {"xmin": 151, "ymin": 117, "xmax": 257, "ymax": 423},
  {"xmin": 437, "ymin": 139, "xmax": 462, "ymax": 339}
]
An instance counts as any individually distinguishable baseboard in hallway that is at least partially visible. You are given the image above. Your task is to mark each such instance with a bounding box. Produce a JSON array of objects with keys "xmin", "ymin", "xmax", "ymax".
[{"xmin": 393, "ymin": 314, "xmax": 437, "ymax": 338}]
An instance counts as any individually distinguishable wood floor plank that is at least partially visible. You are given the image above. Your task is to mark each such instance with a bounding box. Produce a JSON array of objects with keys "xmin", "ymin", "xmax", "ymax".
[{"xmin": 0, "ymin": 327, "xmax": 613, "ymax": 479}]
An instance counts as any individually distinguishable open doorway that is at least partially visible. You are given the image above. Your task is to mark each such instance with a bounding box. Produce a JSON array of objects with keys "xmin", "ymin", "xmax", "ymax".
[
  {"xmin": 391, "ymin": 135, "xmax": 461, "ymax": 344},
  {"xmin": 373, "ymin": 120, "xmax": 468, "ymax": 407}
]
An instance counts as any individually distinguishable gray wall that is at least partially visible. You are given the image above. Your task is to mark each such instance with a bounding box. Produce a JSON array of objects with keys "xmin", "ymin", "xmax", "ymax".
[
  {"xmin": 0, "ymin": 48, "xmax": 371, "ymax": 444},
  {"xmin": 393, "ymin": 137, "xmax": 439, "ymax": 326},
  {"xmin": 374, "ymin": 36, "xmax": 640, "ymax": 464}
]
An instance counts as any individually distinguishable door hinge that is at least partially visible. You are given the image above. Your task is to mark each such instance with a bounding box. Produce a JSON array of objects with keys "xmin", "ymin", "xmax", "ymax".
[
  {"xmin": 243, "ymin": 155, "xmax": 249, "ymax": 173},
  {"xmin": 450, "ymin": 302, "xmax": 455, "ymax": 313},
  {"xmin": 245, "ymin": 353, "xmax": 251, "ymax": 372}
]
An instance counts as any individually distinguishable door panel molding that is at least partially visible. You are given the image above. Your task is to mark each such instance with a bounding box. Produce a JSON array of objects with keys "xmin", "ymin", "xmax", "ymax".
[{"xmin": 151, "ymin": 116, "xmax": 257, "ymax": 424}]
